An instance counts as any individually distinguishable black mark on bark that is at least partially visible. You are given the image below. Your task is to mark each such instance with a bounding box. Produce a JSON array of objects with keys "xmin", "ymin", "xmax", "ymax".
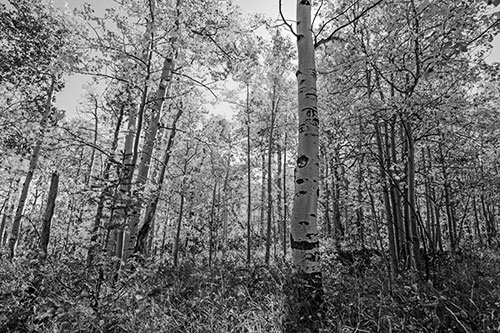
[{"xmin": 297, "ymin": 155, "xmax": 308, "ymax": 168}]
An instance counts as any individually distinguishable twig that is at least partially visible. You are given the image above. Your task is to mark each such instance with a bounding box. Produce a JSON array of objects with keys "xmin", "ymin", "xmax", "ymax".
[
  {"xmin": 314, "ymin": 0, "xmax": 385, "ymax": 49},
  {"xmin": 279, "ymin": 0, "xmax": 297, "ymax": 37},
  {"xmin": 172, "ymin": 71, "xmax": 218, "ymax": 98}
]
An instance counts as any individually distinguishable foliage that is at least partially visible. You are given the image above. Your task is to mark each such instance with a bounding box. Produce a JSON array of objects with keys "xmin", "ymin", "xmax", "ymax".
[{"xmin": 1, "ymin": 245, "xmax": 499, "ymax": 332}]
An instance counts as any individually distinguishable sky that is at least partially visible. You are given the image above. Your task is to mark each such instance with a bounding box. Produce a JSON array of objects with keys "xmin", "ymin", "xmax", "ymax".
[
  {"xmin": 42, "ymin": 1, "xmax": 500, "ymax": 118},
  {"xmin": 52, "ymin": 0, "xmax": 294, "ymax": 118}
]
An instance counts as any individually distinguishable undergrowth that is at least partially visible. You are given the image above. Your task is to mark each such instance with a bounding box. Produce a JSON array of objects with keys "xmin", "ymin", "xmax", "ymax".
[{"xmin": 0, "ymin": 246, "xmax": 498, "ymax": 332}]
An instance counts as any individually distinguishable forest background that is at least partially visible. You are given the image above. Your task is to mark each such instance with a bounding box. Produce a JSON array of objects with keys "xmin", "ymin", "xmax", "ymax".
[{"xmin": 1, "ymin": 0, "xmax": 500, "ymax": 332}]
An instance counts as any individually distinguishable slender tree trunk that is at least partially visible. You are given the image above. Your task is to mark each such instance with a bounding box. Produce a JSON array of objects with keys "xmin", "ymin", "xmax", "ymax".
[
  {"xmin": 0, "ymin": 211, "xmax": 7, "ymax": 248},
  {"xmin": 0, "ymin": 180, "xmax": 15, "ymax": 249},
  {"xmin": 401, "ymin": 122, "xmax": 412, "ymax": 268},
  {"xmin": 135, "ymin": 107, "xmax": 182, "ymax": 255},
  {"xmin": 356, "ymin": 117, "xmax": 365, "ymax": 247},
  {"xmin": 439, "ymin": 140, "xmax": 456, "ymax": 250},
  {"xmin": 283, "ymin": 129, "xmax": 288, "ymax": 257},
  {"xmin": 260, "ymin": 152, "xmax": 266, "ymax": 240},
  {"xmin": 332, "ymin": 148, "xmax": 343, "ymax": 243},
  {"xmin": 39, "ymin": 172, "xmax": 59, "ymax": 260},
  {"xmin": 114, "ymin": 101, "xmax": 138, "ymax": 261},
  {"xmin": 277, "ymin": 143, "xmax": 283, "ymax": 244},
  {"xmin": 208, "ymin": 183, "xmax": 217, "ymax": 269},
  {"xmin": 285, "ymin": 1, "xmax": 322, "ymax": 331},
  {"xmin": 87, "ymin": 98, "xmax": 99, "ymax": 184},
  {"xmin": 246, "ymin": 83, "xmax": 252, "ymax": 265},
  {"xmin": 405, "ymin": 118, "xmax": 421, "ymax": 271},
  {"xmin": 265, "ymin": 94, "xmax": 278, "ymax": 265},
  {"xmin": 390, "ymin": 116, "xmax": 404, "ymax": 262},
  {"xmin": 375, "ymin": 122, "xmax": 397, "ymax": 272},
  {"xmin": 173, "ymin": 192, "xmax": 185, "ymax": 267},
  {"xmin": 323, "ymin": 153, "xmax": 332, "ymax": 236},
  {"xmin": 422, "ymin": 148, "xmax": 434, "ymax": 254},
  {"xmin": 87, "ymin": 103, "xmax": 125, "ymax": 267},
  {"xmin": 8, "ymin": 77, "xmax": 56, "ymax": 259}
]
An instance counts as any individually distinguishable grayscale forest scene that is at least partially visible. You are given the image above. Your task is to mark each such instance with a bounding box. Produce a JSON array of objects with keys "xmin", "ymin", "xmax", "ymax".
[{"xmin": 0, "ymin": 0, "xmax": 499, "ymax": 332}]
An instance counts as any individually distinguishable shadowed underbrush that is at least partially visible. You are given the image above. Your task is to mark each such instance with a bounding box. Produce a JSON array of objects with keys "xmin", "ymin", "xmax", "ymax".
[{"xmin": 0, "ymin": 246, "xmax": 498, "ymax": 332}]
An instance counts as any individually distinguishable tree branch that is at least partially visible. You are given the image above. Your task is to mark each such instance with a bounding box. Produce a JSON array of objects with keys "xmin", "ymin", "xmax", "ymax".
[
  {"xmin": 314, "ymin": 0, "xmax": 385, "ymax": 49},
  {"xmin": 279, "ymin": 0, "xmax": 297, "ymax": 37}
]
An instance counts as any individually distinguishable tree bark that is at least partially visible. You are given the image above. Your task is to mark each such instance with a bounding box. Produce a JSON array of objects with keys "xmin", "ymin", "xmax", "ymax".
[
  {"xmin": 124, "ymin": 56, "xmax": 175, "ymax": 261},
  {"xmin": 87, "ymin": 103, "xmax": 125, "ymax": 267},
  {"xmin": 283, "ymin": 129, "xmax": 288, "ymax": 257},
  {"xmin": 246, "ymin": 83, "xmax": 252, "ymax": 265},
  {"xmin": 173, "ymin": 192, "xmax": 185, "ymax": 267},
  {"xmin": 135, "ymin": 107, "xmax": 182, "ymax": 255},
  {"xmin": 114, "ymin": 98, "xmax": 138, "ymax": 261},
  {"xmin": 209, "ymin": 183, "xmax": 217, "ymax": 269},
  {"xmin": 390, "ymin": 116, "xmax": 404, "ymax": 262},
  {"xmin": 39, "ymin": 172, "xmax": 59, "ymax": 260},
  {"xmin": 277, "ymin": 143, "xmax": 283, "ymax": 246},
  {"xmin": 265, "ymin": 93, "xmax": 278, "ymax": 265},
  {"xmin": 285, "ymin": 1, "xmax": 322, "ymax": 331},
  {"xmin": 8, "ymin": 77, "xmax": 56, "ymax": 259},
  {"xmin": 260, "ymin": 152, "xmax": 266, "ymax": 240},
  {"xmin": 405, "ymin": 117, "xmax": 421, "ymax": 271},
  {"xmin": 375, "ymin": 121, "xmax": 397, "ymax": 272}
]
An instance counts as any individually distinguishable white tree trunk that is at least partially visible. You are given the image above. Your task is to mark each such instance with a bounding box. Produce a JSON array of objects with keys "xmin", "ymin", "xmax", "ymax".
[
  {"xmin": 285, "ymin": 0, "xmax": 323, "ymax": 331},
  {"xmin": 8, "ymin": 77, "xmax": 56, "ymax": 259}
]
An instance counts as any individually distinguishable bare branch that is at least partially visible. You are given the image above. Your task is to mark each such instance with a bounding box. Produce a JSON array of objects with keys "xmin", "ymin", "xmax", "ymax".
[
  {"xmin": 172, "ymin": 71, "xmax": 218, "ymax": 98},
  {"xmin": 279, "ymin": 0, "xmax": 297, "ymax": 37},
  {"xmin": 312, "ymin": 0, "xmax": 325, "ymax": 29},
  {"xmin": 314, "ymin": 0, "xmax": 385, "ymax": 49}
]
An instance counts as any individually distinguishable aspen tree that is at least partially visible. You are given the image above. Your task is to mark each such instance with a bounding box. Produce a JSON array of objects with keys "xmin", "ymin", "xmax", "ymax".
[
  {"xmin": 8, "ymin": 77, "xmax": 56, "ymax": 259},
  {"xmin": 285, "ymin": 0, "xmax": 322, "ymax": 331}
]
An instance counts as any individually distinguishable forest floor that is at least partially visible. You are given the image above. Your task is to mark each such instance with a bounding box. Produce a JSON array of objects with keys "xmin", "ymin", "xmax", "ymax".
[{"xmin": 0, "ymin": 244, "xmax": 499, "ymax": 332}]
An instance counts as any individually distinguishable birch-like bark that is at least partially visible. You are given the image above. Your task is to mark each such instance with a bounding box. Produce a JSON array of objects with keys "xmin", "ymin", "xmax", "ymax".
[
  {"xmin": 285, "ymin": 1, "xmax": 322, "ymax": 331},
  {"xmin": 8, "ymin": 77, "xmax": 56, "ymax": 259},
  {"xmin": 114, "ymin": 100, "xmax": 138, "ymax": 261},
  {"xmin": 135, "ymin": 107, "xmax": 182, "ymax": 255},
  {"xmin": 124, "ymin": 0, "xmax": 181, "ymax": 260},
  {"xmin": 39, "ymin": 172, "xmax": 59, "ymax": 260},
  {"xmin": 123, "ymin": 56, "xmax": 175, "ymax": 261}
]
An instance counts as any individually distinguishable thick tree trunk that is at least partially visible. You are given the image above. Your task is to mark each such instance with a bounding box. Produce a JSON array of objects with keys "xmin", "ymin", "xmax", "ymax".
[
  {"xmin": 135, "ymin": 107, "xmax": 182, "ymax": 255},
  {"xmin": 39, "ymin": 172, "xmax": 59, "ymax": 260},
  {"xmin": 124, "ymin": 56, "xmax": 175, "ymax": 261},
  {"xmin": 285, "ymin": 1, "xmax": 322, "ymax": 331},
  {"xmin": 8, "ymin": 77, "xmax": 56, "ymax": 259}
]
